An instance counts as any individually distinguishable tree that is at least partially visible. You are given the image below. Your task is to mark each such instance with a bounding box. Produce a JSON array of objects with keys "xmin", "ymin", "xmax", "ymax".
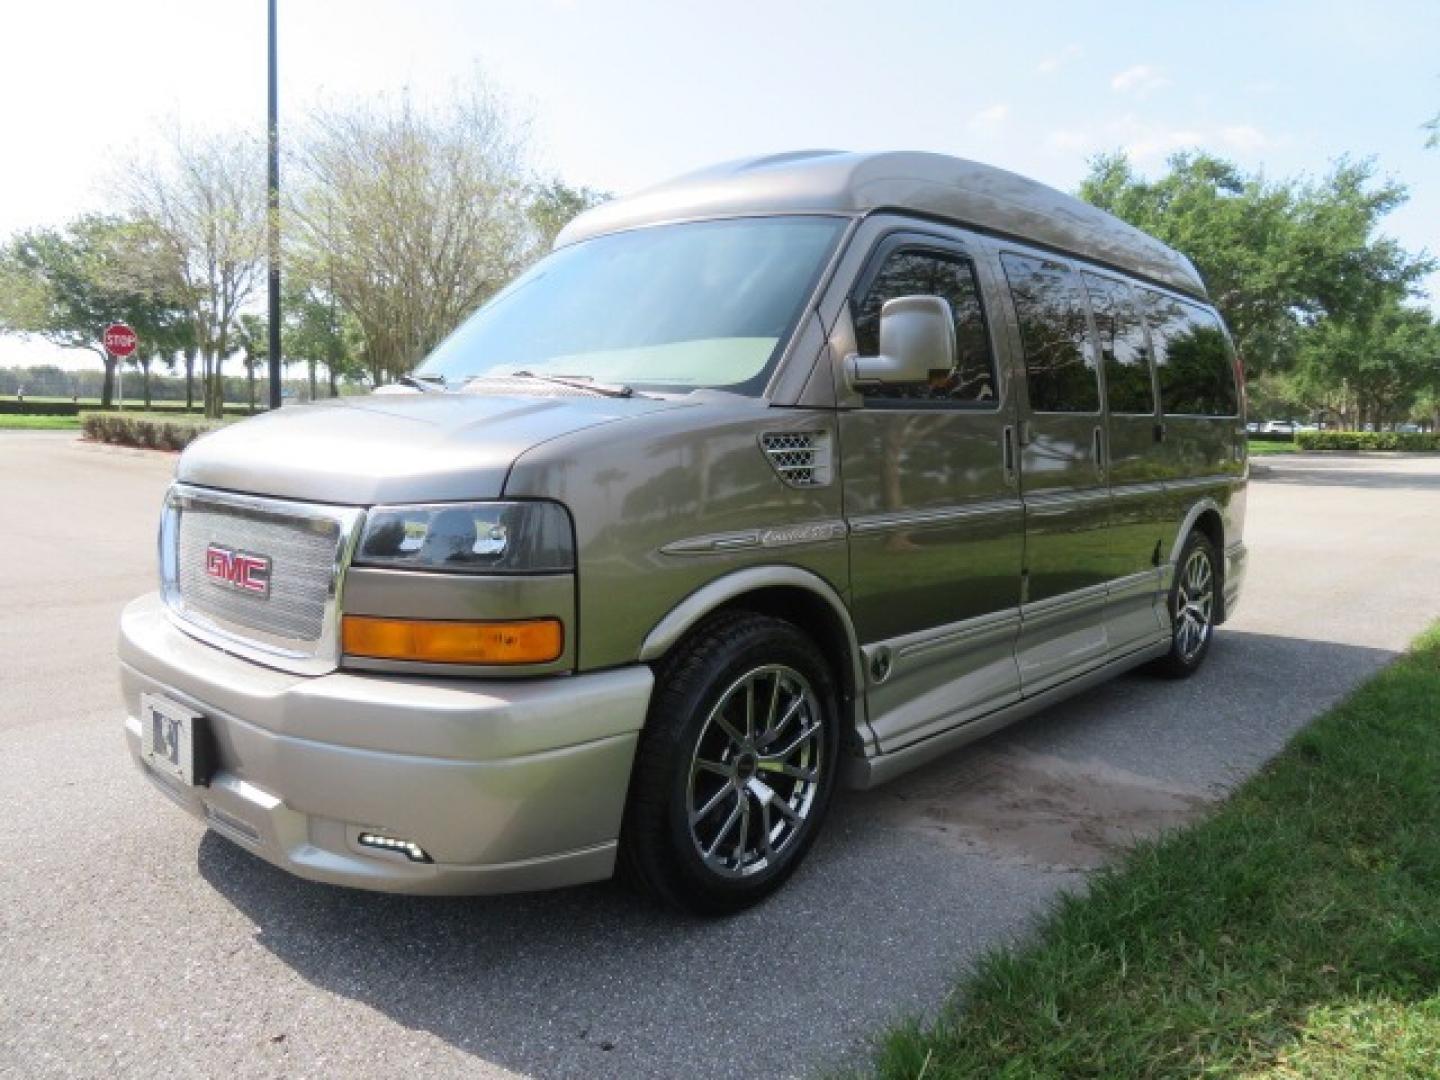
[
  {"xmin": 234, "ymin": 313, "xmax": 268, "ymax": 411},
  {"xmin": 124, "ymin": 304, "xmax": 189, "ymax": 410},
  {"xmin": 1078, "ymin": 152, "xmax": 1432, "ymax": 376},
  {"xmin": 1245, "ymin": 372, "xmax": 1319, "ymax": 424},
  {"xmin": 1298, "ymin": 303, "xmax": 1440, "ymax": 430},
  {"xmin": 527, "ymin": 179, "xmax": 609, "ymax": 251},
  {"xmin": 110, "ymin": 220, "xmax": 192, "ymax": 410},
  {"xmin": 282, "ymin": 273, "xmax": 368, "ymax": 399},
  {"xmin": 118, "ymin": 130, "xmax": 267, "ymax": 418},
  {"xmin": 0, "ymin": 215, "xmax": 163, "ymax": 408},
  {"xmin": 288, "ymin": 81, "xmax": 537, "ymax": 384}
]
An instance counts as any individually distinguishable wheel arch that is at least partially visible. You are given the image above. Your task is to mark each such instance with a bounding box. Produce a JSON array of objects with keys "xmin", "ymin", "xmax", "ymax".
[
  {"xmin": 638, "ymin": 566, "xmax": 869, "ymax": 752},
  {"xmin": 1170, "ymin": 498, "xmax": 1228, "ymax": 622}
]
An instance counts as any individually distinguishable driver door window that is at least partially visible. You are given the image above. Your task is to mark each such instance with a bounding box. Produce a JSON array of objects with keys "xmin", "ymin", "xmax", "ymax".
[{"xmin": 852, "ymin": 249, "xmax": 997, "ymax": 406}]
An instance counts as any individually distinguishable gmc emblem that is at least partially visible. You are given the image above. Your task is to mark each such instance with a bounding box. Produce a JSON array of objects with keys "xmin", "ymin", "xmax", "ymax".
[{"xmin": 204, "ymin": 544, "xmax": 271, "ymax": 598}]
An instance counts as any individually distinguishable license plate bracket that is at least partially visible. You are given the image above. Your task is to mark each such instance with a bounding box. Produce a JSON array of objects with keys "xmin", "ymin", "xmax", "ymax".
[{"xmin": 139, "ymin": 693, "xmax": 212, "ymax": 786}]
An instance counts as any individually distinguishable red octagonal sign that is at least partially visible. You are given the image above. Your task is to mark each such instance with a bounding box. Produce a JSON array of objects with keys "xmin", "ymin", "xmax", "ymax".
[{"xmin": 103, "ymin": 323, "xmax": 138, "ymax": 358}]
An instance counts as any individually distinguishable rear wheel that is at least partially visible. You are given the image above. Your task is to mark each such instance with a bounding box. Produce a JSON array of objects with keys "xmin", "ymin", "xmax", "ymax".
[
  {"xmin": 619, "ymin": 611, "xmax": 840, "ymax": 915},
  {"xmin": 1151, "ymin": 530, "xmax": 1219, "ymax": 678}
]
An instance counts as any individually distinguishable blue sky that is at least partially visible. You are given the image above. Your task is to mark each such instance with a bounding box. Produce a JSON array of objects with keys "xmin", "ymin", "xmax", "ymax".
[{"xmin": 2, "ymin": 0, "xmax": 1436, "ymax": 369}]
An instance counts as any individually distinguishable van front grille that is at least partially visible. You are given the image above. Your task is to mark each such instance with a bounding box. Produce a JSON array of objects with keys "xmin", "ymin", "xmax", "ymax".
[
  {"xmin": 176, "ymin": 504, "xmax": 339, "ymax": 642},
  {"xmin": 160, "ymin": 485, "xmax": 363, "ymax": 672}
]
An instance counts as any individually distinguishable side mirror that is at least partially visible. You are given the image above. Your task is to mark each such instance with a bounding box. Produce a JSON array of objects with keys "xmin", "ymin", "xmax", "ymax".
[{"xmin": 846, "ymin": 296, "xmax": 954, "ymax": 389}]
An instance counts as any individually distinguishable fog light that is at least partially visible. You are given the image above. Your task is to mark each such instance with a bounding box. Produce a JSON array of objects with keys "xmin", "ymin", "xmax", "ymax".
[{"xmin": 357, "ymin": 832, "xmax": 432, "ymax": 863}]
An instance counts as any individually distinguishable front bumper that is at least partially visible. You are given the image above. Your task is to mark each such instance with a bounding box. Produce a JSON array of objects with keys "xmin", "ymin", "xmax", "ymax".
[{"xmin": 119, "ymin": 594, "xmax": 653, "ymax": 895}]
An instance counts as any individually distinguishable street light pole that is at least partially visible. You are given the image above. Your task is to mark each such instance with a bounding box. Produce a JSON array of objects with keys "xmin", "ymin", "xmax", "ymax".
[{"xmin": 266, "ymin": 0, "xmax": 282, "ymax": 409}]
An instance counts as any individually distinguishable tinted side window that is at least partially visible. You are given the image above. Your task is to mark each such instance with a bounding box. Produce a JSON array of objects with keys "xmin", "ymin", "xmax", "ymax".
[
  {"xmin": 1000, "ymin": 253, "xmax": 1099, "ymax": 413},
  {"xmin": 1142, "ymin": 291, "xmax": 1238, "ymax": 416},
  {"xmin": 1081, "ymin": 272, "xmax": 1154, "ymax": 415},
  {"xmin": 853, "ymin": 249, "xmax": 997, "ymax": 405}
]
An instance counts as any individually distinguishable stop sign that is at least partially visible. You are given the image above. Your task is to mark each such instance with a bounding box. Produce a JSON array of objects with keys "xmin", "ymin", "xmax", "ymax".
[{"xmin": 103, "ymin": 323, "xmax": 138, "ymax": 358}]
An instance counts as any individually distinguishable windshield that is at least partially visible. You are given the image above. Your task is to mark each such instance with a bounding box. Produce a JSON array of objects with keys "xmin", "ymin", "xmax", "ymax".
[{"xmin": 417, "ymin": 216, "xmax": 845, "ymax": 394}]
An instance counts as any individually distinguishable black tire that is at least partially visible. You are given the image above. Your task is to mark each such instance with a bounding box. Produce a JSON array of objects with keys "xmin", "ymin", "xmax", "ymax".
[
  {"xmin": 618, "ymin": 610, "xmax": 841, "ymax": 916},
  {"xmin": 1150, "ymin": 529, "xmax": 1220, "ymax": 678}
]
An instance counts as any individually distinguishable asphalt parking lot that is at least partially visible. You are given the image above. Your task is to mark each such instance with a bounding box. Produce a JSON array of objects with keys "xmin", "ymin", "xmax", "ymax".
[{"xmin": 3, "ymin": 431, "xmax": 1440, "ymax": 1079}]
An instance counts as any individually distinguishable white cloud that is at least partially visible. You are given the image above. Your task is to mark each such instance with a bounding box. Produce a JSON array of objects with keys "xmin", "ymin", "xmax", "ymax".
[
  {"xmin": 1110, "ymin": 64, "xmax": 1171, "ymax": 98},
  {"xmin": 968, "ymin": 104, "xmax": 1010, "ymax": 134},
  {"xmin": 1036, "ymin": 43, "xmax": 1083, "ymax": 74},
  {"xmin": 1122, "ymin": 131, "xmax": 1200, "ymax": 163},
  {"xmin": 1219, "ymin": 124, "xmax": 1268, "ymax": 150},
  {"xmin": 1046, "ymin": 129, "xmax": 1090, "ymax": 152}
]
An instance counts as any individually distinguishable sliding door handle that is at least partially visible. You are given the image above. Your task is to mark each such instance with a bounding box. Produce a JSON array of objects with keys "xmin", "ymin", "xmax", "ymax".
[{"xmin": 1002, "ymin": 425, "xmax": 1016, "ymax": 483}]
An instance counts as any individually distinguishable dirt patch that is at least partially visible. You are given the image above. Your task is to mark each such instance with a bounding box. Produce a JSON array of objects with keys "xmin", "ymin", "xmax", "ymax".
[{"xmin": 870, "ymin": 747, "xmax": 1213, "ymax": 871}]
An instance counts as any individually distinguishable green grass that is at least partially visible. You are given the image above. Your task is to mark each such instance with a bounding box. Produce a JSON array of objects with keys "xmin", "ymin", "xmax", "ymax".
[
  {"xmin": 868, "ymin": 623, "xmax": 1440, "ymax": 1079},
  {"xmin": 0, "ymin": 414, "xmax": 82, "ymax": 430},
  {"xmin": 1248, "ymin": 438, "xmax": 1301, "ymax": 455},
  {"xmin": 3, "ymin": 395, "xmax": 217, "ymax": 406}
]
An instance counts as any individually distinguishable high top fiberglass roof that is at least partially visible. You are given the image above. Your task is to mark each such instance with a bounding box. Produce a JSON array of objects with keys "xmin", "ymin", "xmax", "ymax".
[{"xmin": 556, "ymin": 150, "xmax": 1206, "ymax": 300}]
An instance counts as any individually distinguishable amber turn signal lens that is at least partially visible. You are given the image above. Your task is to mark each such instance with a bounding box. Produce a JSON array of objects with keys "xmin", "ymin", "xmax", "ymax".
[{"xmin": 342, "ymin": 616, "xmax": 563, "ymax": 665}]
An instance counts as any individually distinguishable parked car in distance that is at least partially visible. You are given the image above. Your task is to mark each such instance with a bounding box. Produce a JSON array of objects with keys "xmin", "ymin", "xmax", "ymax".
[{"xmin": 119, "ymin": 151, "xmax": 1248, "ymax": 914}]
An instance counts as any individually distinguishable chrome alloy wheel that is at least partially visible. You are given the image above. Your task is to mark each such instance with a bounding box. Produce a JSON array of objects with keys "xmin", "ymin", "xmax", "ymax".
[
  {"xmin": 686, "ymin": 664, "xmax": 825, "ymax": 879},
  {"xmin": 1174, "ymin": 547, "xmax": 1216, "ymax": 662}
]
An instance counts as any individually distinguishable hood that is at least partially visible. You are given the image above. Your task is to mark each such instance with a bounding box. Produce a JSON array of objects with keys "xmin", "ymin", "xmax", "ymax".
[{"xmin": 177, "ymin": 391, "xmax": 696, "ymax": 505}]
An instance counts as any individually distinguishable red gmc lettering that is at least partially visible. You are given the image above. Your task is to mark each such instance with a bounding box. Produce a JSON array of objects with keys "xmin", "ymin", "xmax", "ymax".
[{"xmin": 204, "ymin": 545, "xmax": 270, "ymax": 595}]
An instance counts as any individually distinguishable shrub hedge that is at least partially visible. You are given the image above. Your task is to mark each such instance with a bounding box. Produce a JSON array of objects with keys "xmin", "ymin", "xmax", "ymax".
[
  {"xmin": 1294, "ymin": 430, "xmax": 1440, "ymax": 452},
  {"xmin": 0, "ymin": 399, "xmax": 81, "ymax": 416},
  {"xmin": 80, "ymin": 411, "xmax": 227, "ymax": 451}
]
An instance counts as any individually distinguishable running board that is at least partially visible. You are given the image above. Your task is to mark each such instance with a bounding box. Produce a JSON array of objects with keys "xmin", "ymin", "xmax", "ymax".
[{"xmin": 844, "ymin": 638, "xmax": 1171, "ymax": 790}]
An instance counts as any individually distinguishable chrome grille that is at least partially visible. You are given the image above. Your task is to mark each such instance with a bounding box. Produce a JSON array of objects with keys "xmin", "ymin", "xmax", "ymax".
[
  {"xmin": 160, "ymin": 485, "xmax": 364, "ymax": 674},
  {"xmin": 761, "ymin": 431, "xmax": 832, "ymax": 487},
  {"xmin": 177, "ymin": 506, "xmax": 337, "ymax": 641}
]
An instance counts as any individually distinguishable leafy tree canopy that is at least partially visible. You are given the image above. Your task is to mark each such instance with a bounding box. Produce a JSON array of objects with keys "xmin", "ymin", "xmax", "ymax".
[
  {"xmin": 0, "ymin": 215, "xmax": 188, "ymax": 406},
  {"xmin": 527, "ymin": 179, "xmax": 609, "ymax": 252},
  {"xmin": 1078, "ymin": 152, "xmax": 1433, "ymax": 375},
  {"xmin": 1297, "ymin": 299, "xmax": 1440, "ymax": 428}
]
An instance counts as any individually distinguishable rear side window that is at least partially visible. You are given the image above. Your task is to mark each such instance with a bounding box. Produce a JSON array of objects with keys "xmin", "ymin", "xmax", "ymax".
[
  {"xmin": 853, "ymin": 248, "xmax": 997, "ymax": 405},
  {"xmin": 1142, "ymin": 292, "xmax": 1238, "ymax": 416},
  {"xmin": 1000, "ymin": 253, "xmax": 1099, "ymax": 413},
  {"xmin": 1082, "ymin": 272, "xmax": 1154, "ymax": 415}
]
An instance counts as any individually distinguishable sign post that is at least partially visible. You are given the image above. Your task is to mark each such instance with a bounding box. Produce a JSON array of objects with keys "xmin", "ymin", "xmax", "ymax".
[{"xmin": 104, "ymin": 323, "xmax": 138, "ymax": 411}]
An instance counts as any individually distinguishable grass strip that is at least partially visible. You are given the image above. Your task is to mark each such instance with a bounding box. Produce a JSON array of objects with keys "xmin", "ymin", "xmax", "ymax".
[
  {"xmin": 0, "ymin": 414, "xmax": 81, "ymax": 430},
  {"xmin": 1247, "ymin": 439, "xmax": 1301, "ymax": 456},
  {"xmin": 868, "ymin": 623, "xmax": 1440, "ymax": 1079}
]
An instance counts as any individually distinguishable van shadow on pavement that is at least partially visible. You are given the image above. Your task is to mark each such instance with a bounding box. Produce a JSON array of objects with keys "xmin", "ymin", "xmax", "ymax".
[{"xmin": 197, "ymin": 630, "xmax": 1398, "ymax": 1080}]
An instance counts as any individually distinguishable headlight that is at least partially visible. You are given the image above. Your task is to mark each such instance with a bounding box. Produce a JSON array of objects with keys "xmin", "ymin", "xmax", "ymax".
[{"xmin": 354, "ymin": 501, "xmax": 574, "ymax": 574}]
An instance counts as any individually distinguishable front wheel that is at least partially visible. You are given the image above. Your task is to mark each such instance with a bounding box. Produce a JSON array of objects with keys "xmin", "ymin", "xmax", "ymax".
[
  {"xmin": 1150, "ymin": 530, "xmax": 1219, "ymax": 678},
  {"xmin": 619, "ymin": 611, "xmax": 840, "ymax": 915}
]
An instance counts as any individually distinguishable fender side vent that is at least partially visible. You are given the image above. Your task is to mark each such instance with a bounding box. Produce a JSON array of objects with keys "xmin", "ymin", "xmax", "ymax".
[{"xmin": 761, "ymin": 431, "xmax": 832, "ymax": 487}]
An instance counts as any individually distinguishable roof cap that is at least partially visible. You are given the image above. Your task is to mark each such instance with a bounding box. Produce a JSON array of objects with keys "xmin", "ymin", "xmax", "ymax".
[{"xmin": 557, "ymin": 150, "xmax": 1206, "ymax": 298}]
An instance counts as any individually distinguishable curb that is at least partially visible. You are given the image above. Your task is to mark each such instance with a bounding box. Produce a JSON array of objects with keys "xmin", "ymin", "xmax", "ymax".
[{"xmin": 70, "ymin": 437, "xmax": 182, "ymax": 461}]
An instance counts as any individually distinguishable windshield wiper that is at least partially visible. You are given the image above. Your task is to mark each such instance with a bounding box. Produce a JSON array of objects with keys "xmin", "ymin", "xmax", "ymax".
[
  {"xmin": 396, "ymin": 373, "xmax": 447, "ymax": 393},
  {"xmin": 487, "ymin": 371, "xmax": 634, "ymax": 399}
]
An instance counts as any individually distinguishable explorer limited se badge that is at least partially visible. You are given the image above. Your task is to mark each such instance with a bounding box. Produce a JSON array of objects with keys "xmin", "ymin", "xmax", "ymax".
[{"xmin": 204, "ymin": 544, "xmax": 272, "ymax": 598}]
